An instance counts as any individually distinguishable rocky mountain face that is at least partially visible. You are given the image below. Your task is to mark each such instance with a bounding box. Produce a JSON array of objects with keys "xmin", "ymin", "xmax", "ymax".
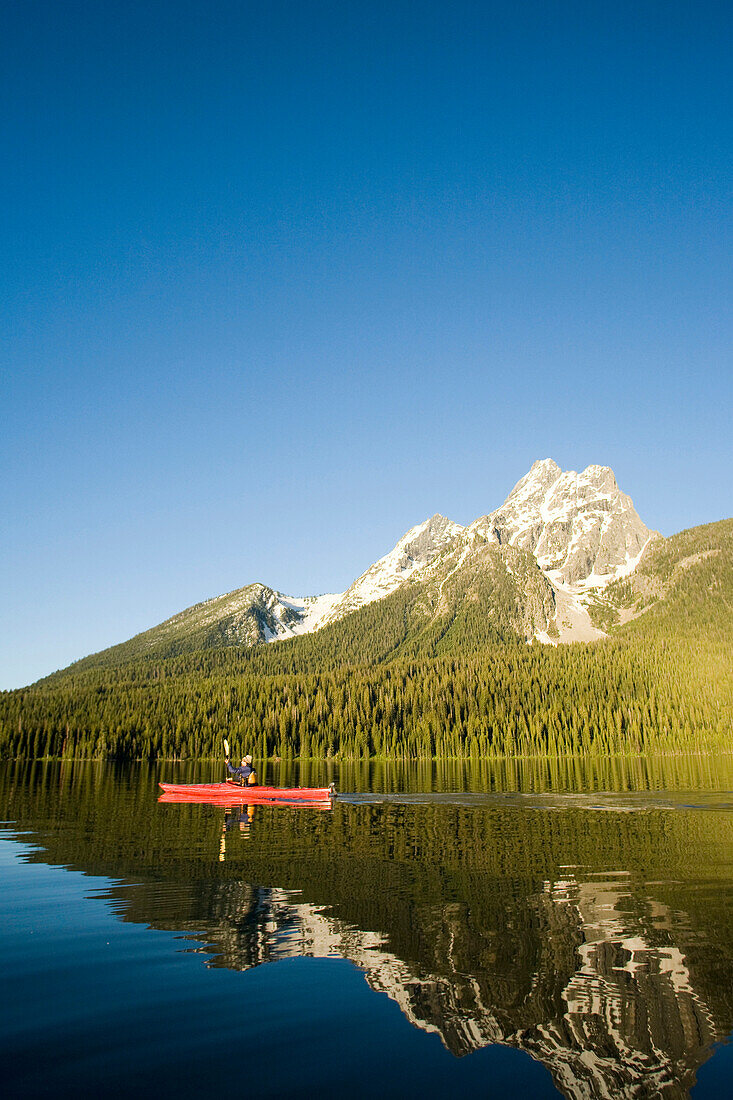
[
  {"xmin": 471, "ymin": 459, "xmax": 655, "ymax": 587},
  {"xmin": 64, "ymin": 460, "xmax": 661, "ymax": 670}
]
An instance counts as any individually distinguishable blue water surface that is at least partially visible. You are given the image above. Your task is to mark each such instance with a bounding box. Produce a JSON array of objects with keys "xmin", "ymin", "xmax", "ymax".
[{"xmin": 0, "ymin": 837, "xmax": 560, "ymax": 1098}]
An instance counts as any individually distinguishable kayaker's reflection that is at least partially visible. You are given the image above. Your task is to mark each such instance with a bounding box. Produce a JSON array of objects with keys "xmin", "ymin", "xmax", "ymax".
[{"xmin": 219, "ymin": 805, "xmax": 257, "ymax": 859}]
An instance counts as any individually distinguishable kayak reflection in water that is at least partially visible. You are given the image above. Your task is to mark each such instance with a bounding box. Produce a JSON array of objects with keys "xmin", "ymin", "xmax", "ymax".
[
  {"xmin": 219, "ymin": 805, "xmax": 256, "ymax": 859},
  {"xmin": 230, "ymin": 805, "xmax": 256, "ymax": 833},
  {"xmin": 225, "ymin": 754, "xmax": 257, "ymax": 786}
]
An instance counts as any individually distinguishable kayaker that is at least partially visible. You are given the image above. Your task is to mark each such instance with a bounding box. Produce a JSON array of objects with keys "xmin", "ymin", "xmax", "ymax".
[{"xmin": 225, "ymin": 754, "xmax": 257, "ymax": 786}]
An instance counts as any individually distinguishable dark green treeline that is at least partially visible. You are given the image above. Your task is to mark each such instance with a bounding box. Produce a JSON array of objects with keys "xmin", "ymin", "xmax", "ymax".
[{"xmin": 1, "ymin": 629, "xmax": 729, "ymax": 761}]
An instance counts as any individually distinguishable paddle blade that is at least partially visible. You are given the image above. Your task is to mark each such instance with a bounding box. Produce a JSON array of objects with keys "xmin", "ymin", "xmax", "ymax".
[{"xmin": 223, "ymin": 738, "xmax": 230, "ymax": 757}]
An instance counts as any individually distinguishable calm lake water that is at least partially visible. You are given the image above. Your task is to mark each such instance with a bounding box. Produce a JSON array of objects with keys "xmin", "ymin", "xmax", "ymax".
[{"xmin": 1, "ymin": 757, "xmax": 732, "ymax": 1099}]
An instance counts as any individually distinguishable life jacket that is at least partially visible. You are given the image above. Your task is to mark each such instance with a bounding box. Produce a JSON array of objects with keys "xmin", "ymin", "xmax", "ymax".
[
  {"xmin": 247, "ymin": 770, "xmax": 257, "ymax": 786},
  {"xmin": 231, "ymin": 762, "xmax": 253, "ymax": 787}
]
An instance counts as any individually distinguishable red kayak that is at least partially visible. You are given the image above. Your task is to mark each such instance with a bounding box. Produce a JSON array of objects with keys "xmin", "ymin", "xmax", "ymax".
[{"xmin": 158, "ymin": 781, "xmax": 336, "ymax": 804}]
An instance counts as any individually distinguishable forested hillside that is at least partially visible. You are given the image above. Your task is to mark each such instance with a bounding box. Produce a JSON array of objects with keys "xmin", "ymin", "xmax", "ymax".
[
  {"xmin": 587, "ymin": 518, "xmax": 733, "ymax": 636},
  {"xmin": 1, "ymin": 520, "xmax": 730, "ymax": 761}
]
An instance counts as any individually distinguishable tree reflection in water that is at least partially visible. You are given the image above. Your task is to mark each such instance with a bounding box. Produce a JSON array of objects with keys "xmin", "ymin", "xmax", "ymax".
[{"xmin": 2, "ymin": 760, "xmax": 732, "ymax": 1099}]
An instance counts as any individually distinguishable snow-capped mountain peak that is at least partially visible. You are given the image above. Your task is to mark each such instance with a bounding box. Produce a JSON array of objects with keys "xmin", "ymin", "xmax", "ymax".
[
  {"xmin": 483, "ymin": 460, "xmax": 654, "ymax": 586},
  {"xmin": 258, "ymin": 463, "xmax": 656, "ymax": 645}
]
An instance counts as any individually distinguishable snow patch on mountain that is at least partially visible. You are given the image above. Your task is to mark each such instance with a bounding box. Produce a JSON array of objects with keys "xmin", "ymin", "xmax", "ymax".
[{"xmin": 265, "ymin": 592, "xmax": 344, "ymax": 641}]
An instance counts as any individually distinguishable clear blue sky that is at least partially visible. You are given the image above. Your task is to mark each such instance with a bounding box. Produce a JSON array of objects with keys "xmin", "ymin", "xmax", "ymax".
[{"xmin": 2, "ymin": 0, "xmax": 731, "ymax": 688}]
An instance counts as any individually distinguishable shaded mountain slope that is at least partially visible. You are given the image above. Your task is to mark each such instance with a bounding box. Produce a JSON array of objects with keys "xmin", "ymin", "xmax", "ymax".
[{"xmin": 587, "ymin": 518, "xmax": 733, "ymax": 637}]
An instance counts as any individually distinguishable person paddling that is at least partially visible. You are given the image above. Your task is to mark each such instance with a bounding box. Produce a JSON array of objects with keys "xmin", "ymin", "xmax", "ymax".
[{"xmin": 225, "ymin": 753, "xmax": 257, "ymax": 786}]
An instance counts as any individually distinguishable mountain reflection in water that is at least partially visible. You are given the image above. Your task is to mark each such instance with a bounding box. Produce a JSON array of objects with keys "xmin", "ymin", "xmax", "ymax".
[{"xmin": 2, "ymin": 760, "xmax": 732, "ymax": 1099}]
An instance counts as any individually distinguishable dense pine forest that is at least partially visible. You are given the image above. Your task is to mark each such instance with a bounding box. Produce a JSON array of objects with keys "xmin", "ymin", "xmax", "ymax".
[{"xmin": 1, "ymin": 519, "xmax": 730, "ymax": 761}]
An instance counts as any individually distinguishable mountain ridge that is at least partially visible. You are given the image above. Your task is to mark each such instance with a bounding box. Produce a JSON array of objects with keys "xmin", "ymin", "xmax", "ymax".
[
  {"xmin": 37, "ymin": 457, "xmax": 721, "ymax": 686},
  {"xmin": 51, "ymin": 459, "xmax": 663, "ymax": 677}
]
